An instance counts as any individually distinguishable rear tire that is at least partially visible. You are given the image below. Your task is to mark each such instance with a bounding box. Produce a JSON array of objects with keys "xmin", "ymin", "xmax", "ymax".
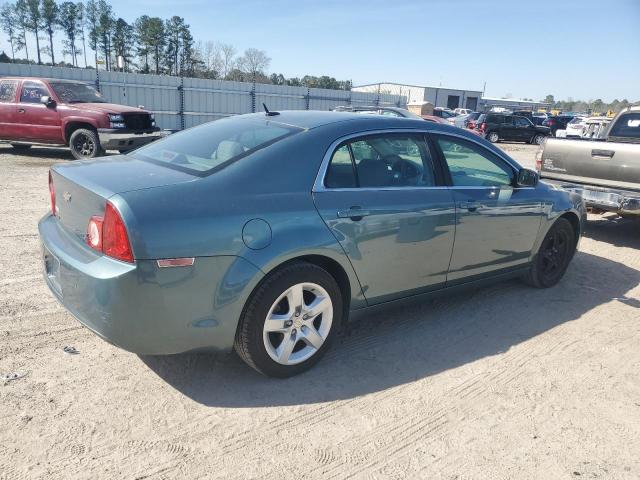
[
  {"xmin": 69, "ymin": 128, "xmax": 104, "ymax": 160},
  {"xmin": 487, "ymin": 131, "xmax": 499, "ymax": 143},
  {"xmin": 524, "ymin": 218, "xmax": 576, "ymax": 288},
  {"xmin": 234, "ymin": 262, "xmax": 342, "ymax": 377},
  {"xmin": 10, "ymin": 143, "xmax": 32, "ymax": 151}
]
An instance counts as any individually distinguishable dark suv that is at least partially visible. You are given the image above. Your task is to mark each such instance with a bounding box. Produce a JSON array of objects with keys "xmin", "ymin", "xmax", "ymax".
[
  {"xmin": 477, "ymin": 113, "xmax": 550, "ymax": 144},
  {"xmin": 542, "ymin": 115, "xmax": 576, "ymax": 136}
]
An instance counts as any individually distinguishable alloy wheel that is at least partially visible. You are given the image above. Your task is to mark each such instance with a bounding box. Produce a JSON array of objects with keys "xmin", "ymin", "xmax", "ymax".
[
  {"xmin": 74, "ymin": 133, "xmax": 95, "ymax": 157},
  {"xmin": 540, "ymin": 228, "xmax": 570, "ymax": 280},
  {"xmin": 262, "ymin": 282, "xmax": 333, "ymax": 365}
]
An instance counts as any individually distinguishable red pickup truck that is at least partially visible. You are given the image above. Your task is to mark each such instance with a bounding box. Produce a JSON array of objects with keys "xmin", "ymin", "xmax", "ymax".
[{"xmin": 0, "ymin": 77, "xmax": 161, "ymax": 159}]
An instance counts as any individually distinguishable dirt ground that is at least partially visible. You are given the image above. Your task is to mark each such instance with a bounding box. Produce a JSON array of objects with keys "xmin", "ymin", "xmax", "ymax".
[{"xmin": 1, "ymin": 142, "xmax": 639, "ymax": 480}]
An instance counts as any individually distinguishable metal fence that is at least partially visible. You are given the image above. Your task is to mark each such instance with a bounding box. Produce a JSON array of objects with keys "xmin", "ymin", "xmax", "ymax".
[{"xmin": 0, "ymin": 63, "xmax": 407, "ymax": 130}]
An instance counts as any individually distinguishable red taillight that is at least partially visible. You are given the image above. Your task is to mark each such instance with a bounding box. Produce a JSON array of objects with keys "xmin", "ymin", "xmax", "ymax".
[
  {"xmin": 48, "ymin": 171, "xmax": 56, "ymax": 215},
  {"xmin": 85, "ymin": 202, "xmax": 134, "ymax": 263}
]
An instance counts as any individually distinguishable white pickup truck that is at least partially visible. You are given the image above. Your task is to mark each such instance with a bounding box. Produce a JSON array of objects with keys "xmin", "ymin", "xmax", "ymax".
[{"xmin": 536, "ymin": 106, "xmax": 640, "ymax": 218}]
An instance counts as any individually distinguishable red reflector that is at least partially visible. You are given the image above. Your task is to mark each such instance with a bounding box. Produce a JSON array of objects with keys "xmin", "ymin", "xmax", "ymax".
[
  {"xmin": 103, "ymin": 202, "xmax": 134, "ymax": 263},
  {"xmin": 157, "ymin": 258, "xmax": 195, "ymax": 268},
  {"xmin": 48, "ymin": 171, "xmax": 56, "ymax": 216}
]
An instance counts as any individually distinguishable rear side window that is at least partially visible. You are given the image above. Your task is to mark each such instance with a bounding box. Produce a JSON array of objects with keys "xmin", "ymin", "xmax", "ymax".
[
  {"xmin": 20, "ymin": 80, "xmax": 49, "ymax": 103},
  {"xmin": 0, "ymin": 80, "xmax": 18, "ymax": 102},
  {"xmin": 132, "ymin": 117, "xmax": 302, "ymax": 175},
  {"xmin": 609, "ymin": 113, "xmax": 640, "ymax": 139},
  {"xmin": 324, "ymin": 134, "xmax": 436, "ymax": 189}
]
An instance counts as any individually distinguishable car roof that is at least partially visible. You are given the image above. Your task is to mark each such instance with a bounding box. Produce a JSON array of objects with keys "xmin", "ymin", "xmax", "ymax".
[{"xmin": 0, "ymin": 77, "xmax": 89, "ymax": 84}]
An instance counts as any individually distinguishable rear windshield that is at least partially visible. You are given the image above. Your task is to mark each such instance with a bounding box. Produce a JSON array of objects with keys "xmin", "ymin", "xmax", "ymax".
[
  {"xmin": 609, "ymin": 113, "xmax": 640, "ymax": 139},
  {"xmin": 50, "ymin": 82, "xmax": 106, "ymax": 103},
  {"xmin": 132, "ymin": 117, "xmax": 302, "ymax": 175}
]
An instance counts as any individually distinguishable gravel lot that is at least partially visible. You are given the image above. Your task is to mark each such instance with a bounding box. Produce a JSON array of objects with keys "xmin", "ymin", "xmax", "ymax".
[{"xmin": 1, "ymin": 142, "xmax": 639, "ymax": 479}]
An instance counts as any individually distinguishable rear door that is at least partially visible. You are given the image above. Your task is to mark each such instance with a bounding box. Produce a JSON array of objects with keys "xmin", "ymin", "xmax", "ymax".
[
  {"xmin": 0, "ymin": 79, "xmax": 21, "ymax": 140},
  {"xmin": 313, "ymin": 131, "xmax": 456, "ymax": 304},
  {"xmin": 431, "ymin": 134, "xmax": 544, "ymax": 283},
  {"xmin": 500, "ymin": 115, "xmax": 518, "ymax": 141},
  {"xmin": 15, "ymin": 80, "xmax": 63, "ymax": 143}
]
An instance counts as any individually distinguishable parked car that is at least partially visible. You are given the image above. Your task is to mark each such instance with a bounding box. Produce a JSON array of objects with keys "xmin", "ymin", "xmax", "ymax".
[
  {"xmin": 433, "ymin": 108, "xmax": 457, "ymax": 120},
  {"xmin": 476, "ymin": 113, "xmax": 551, "ymax": 144},
  {"xmin": 0, "ymin": 77, "xmax": 161, "ymax": 159},
  {"xmin": 454, "ymin": 111, "xmax": 481, "ymax": 128},
  {"xmin": 421, "ymin": 114, "xmax": 450, "ymax": 124},
  {"xmin": 39, "ymin": 111, "xmax": 584, "ymax": 377},
  {"xmin": 331, "ymin": 105, "xmax": 424, "ymax": 119},
  {"xmin": 537, "ymin": 106, "xmax": 640, "ymax": 217},
  {"xmin": 543, "ymin": 115, "xmax": 576, "ymax": 136},
  {"xmin": 565, "ymin": 116, "xmax": 610, "ymax": 139},
  {"xmin": 453, "ymin": 108, "xmax": 473, "ymax": 115}
]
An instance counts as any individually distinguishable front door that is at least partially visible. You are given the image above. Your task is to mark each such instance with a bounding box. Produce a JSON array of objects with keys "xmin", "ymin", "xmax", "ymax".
[
  {"xmin": 313, "ymin": 132, "xmax": 456, "ymax": 304},
  {"xmin": 16, "ymin": 80, "xmax": 63, "ymax": 143},
  {"xmin": 0, "ymin": 79, "xmax": 20, "ymax": 141},
  {"xmin": 432, "ymin": 134, "xmax": 544, "ymax": 283}
]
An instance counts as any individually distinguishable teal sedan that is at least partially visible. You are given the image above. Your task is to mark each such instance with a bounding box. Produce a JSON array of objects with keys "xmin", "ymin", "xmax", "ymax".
[{"xmin": 39, "ymin": 111, "xmax": 585, "ymax": 377}]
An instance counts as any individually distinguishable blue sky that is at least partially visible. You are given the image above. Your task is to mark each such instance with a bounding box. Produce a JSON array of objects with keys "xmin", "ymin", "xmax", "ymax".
[{"xmin": 3, "ymin": 0, "xmax": 639, "ymax": 101}]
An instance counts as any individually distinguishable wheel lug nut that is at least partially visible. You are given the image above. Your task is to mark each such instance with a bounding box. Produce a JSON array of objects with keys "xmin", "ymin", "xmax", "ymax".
[
  {"xmin": 284, "ymin": 320, "xmax": 293, "ymax": 327},
  {"xmin": 291, "ymin": 329, "xmax": 297, "ymax": 335}
]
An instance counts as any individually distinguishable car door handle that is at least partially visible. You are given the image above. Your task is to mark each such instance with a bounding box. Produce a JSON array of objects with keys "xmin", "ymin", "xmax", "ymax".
[
  {"xmin": 458, "ymin": 201, "xmax": 480, "ymax": 212},
  {"xmin": 337, "ymin": 207, "xmax": 370, "ymax": 221},
  {"xmin": 591, "ymin": 149, "xmax": 614, "ymax": 158},
  {"xmin": 17, "ymin": 108, "xmax": 25, "ymax": 114}
]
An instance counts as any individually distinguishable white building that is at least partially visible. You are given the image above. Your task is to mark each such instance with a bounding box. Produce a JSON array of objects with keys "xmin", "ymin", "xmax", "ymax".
[{"xmin": 352, "ymin": 82, "xmax": 483, "ymax": 111}]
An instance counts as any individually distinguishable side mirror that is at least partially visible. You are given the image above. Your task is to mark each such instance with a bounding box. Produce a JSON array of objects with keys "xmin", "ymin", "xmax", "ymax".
[
  {"xmin": 40, "ymin": 96, "xmax": 56, "ymax": 108},
  {"xmin": 516, "ymin": 168, "xmax": 538, "ymax": 187}
]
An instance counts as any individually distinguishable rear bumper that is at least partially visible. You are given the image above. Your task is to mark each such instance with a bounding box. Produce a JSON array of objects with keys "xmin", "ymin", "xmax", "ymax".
[
  {"xmin": 542, "ymin": 178, "xmax": 640, "ymax": 216},
  {"xmin": 97, "ymin": 128, "xmax": 162, "ymax": 151},
  {"xmin": 38, "ymin": 213, "xmax": 264, "ymax": 354}
]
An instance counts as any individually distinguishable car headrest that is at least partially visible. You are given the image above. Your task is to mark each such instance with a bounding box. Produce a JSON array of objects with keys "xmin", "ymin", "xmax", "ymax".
[{"xmin": 214, "ymin": 140, "xmax": 245, "ymax": 161}]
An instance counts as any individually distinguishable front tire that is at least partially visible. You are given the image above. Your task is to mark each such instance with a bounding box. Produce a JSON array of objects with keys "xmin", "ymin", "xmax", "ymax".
[
  {"xmin": 234, "ymin": 262, "xmax": 342, "ymax": 377},
  {"xmin": 532, "ymin": 134, "xmax": 546, "ymax": 145},
  {"xmin": 487, "ymin": 131, "xmax": 500, "ymax": 143},
  {"xmin": 69, "ymin": 128, "xmax": 104, "ymax": 160},
  {"xmin": 524, "ymin": 218, "xmax": 576, "ymax": 288}
]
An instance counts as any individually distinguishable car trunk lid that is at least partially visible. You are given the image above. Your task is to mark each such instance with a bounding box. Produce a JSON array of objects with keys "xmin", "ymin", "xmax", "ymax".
[{"xmin": 51, "ymin": 155, "xmax": 196, "ymax": 240}]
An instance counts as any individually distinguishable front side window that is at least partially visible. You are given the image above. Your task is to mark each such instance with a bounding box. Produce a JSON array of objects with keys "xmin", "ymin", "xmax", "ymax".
[
  {"xmin": 0, "ymin": 80, "xmax": 18, "ymax": 102},
  {"xmin": 515, "ymin": 117, "xmax": 532, "ymax": 127},
  {"xmin": 20, "ymin": 81, "xmax": 49, "ymax": 103},
  {"xmin": 436, "ymin": 136, "xmax": 513, "ymax": 187},
  {"xmin": 325, "ymin": 134, "xmax": 436, "ymax": 188},
  {"xmin": 502, "ymin": 115, "xmax": 514, "ymax": 125},
  {"xmin": 132, "ymin": 117, "xmax": 302, "ymax": 175},
  {"xmin": 609, "ymin": 113, "xmax": 640, "ymax": 139},
  {"xmin": 50, "ymin": 82, "xmax": 106, "ymax": 104}
]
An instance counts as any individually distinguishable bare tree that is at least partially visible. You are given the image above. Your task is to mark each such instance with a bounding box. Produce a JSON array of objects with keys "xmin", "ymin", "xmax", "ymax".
[
  {"xmin": 24, "ymin": 0, "xmax": 43, "ymax": 64},
  {"xmin": 219, "ymin": 42, "xmax": 235, "ymax": 79},
  {"xmin": 0, "ymin": 2, "xmax": 23, "ymax": 60},
  {"xmin": 237, "ymin": 48, "xmax": 270, "ymax": 79}
]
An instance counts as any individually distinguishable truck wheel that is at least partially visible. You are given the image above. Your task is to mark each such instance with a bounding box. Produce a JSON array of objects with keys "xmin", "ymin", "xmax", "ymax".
[
  {"xmin": 69, "ymin": 128, "xmax": 104, "ymax": 160},
  {"xmin": 10, "ymin": 143, "xmax": 32, "ymax": 151},
  {"xmin": 532, "ymin": 134, "xmax": 546, "ymax": 145},
  {"xmin": 523, "ymin": 218, "xmax": 576, "ymax": 288},
  {"xmin": 234, "ymin": 262, "xmax": 342, "ymax": 377},
  {"xmin": 487, "ymin": 131, "xmax": 499, "ymax": 143}
]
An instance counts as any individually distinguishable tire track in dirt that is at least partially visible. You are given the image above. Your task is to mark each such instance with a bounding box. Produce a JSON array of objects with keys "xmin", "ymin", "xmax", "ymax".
[{"xmin": 317, "ymin": 331, "xmax": 583, "ymax": 479}]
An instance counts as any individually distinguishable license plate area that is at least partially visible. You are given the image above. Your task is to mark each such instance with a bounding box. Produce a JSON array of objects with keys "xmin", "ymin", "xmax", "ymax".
[{"xmin": 43, "ymin": 246, "xmax": 62, "ymax": 297}]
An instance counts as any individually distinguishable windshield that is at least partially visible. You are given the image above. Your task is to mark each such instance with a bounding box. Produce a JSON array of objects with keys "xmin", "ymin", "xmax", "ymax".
[
  {"xmin": 50, "ymin": 82, "xmax": 107, "ymax": 103},
  {"xmin": 132, "ymin": 117, "xmax": 302, "ymax": 175}
]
